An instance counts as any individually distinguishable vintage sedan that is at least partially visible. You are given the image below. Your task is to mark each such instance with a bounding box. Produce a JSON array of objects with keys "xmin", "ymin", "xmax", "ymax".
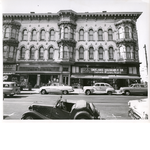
[
  {"xmin": 39, "ymin": 83, "xmax": 74, "ymax": 95},
  {"xmin": 119, "ymin": 83, "xmax": 148, "ymax": 96},
  {"xmin": 21, "ymin": 96, "xmax": 100, "ymax": 120},
  {"xmin": 128, "ymin": 98, "xmax": 149, "ymax": 120}
]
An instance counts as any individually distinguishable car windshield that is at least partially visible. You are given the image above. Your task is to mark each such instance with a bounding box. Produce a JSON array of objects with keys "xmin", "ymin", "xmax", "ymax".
[{"xmin": 129, "ymin": 84, "xmax": 134, "ymax": 87}]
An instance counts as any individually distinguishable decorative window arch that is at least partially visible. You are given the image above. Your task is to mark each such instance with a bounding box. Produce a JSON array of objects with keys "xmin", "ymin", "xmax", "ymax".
[
  {"xmin": 4, "ymin": 27, "xmax": 10, "ymax": 38},
  {"xmin": 20, "ymin": 46, "xmax": 25, "ymax": 59},
  {"xmin": 126, "ymin": 46, "xmax": 131, "ymax": 59},
  {"xmin": 79, "ymin": 29, "xmax": 84, "ymax": 41},
  {"xmin": 98, "ymin": 29, "xmax": 103, "ymax": 41},
  {"xmin": 30, "ymin": 46, "xmax": 35, "ymax": 59},
  {"xmin": 108, "ymin": 29, "xmax": 113, "ymax": 41},
  {"xmin": 39, "ymin": 46, "xmax": 44, "ymax": 59},
  {"xmin": 125, "ymin": 26, "xmax": 130, "ymax": 38},
  {"xmin": 49, "ymin": 29, "xmax": 55, "ymax": 41},
  {"xmin": 108, "ymin": 47, "xmax": 114, "ymax": 60},
  {"xmin": 22, "ymin": 29, "xmax": 28, "ymax": 41},
  {"xmin": 64, "ymin": 46, "xmax": 69, "ymax": 59},
  {"xmin": 31, "ymin": 29, "xmax": 37, "ymax": 41},
  {"xmin": 89, "ymin": 29, "xmax": 94, "ymax": 41},
  {"xmin": 79, "ymin": 46, "xmax": 84, "ymax": 59},
  {"xmin": 11, "ymin": 28, "xmax": 16, "ymax": 39},
  {"xmin": 89, "ymin": 47, "xmax": 94, "ymax": 59},
  {"xmin": 40, "ymin": 29, "xmax": 45, "ymax": 41},
  {"xmin": 64, "ymin": 27, "xmax": 68, "ymax": 39},
  {"xmin": 98, "ymin": 47, "xmax": 104, "ymax": 60},
  {"xmin": 48, "ymin": 47, "xmax": 54, "ymax": 59}
]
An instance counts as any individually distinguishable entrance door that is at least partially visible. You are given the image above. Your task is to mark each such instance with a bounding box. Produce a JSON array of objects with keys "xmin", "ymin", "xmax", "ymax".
[
  {"xmin": 63, "ymin": 76, "xmax": 68, "ymax": 85},
  {"xmin": 28, "ymin": 75, "xmax": 37, "ymax": 87}
]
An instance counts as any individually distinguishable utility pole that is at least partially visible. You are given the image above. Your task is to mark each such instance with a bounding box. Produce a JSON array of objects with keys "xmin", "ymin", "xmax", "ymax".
[{"xmin": 143, "ymin": 44, "xmax": 148, "ymax": 75}]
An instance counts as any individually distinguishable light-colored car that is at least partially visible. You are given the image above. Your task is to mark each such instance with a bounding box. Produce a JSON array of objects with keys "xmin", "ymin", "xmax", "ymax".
[
  {"xmin": 119, "ymin": 83, "xmax": 148, "ymax": 96},
  {"xmin": 39, "ymin": 83, "xmax": 74, "ymax": 95},
  {"xmin": 128, "ymin": 98, "xmax": 149, "ymax": 120},
  {"xmin": 3, "ymin": 81, "xmax": 20, "ymax": 97},
  {"xmin": 83, "ymin": 83, "xmax": 115, "ymax": 95}
]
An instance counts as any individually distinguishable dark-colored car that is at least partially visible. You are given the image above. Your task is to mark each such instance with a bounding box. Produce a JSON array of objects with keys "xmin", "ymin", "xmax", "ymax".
[{"xmin": 21, "ymin": 96, "xmax": 100, "ymax": 120}]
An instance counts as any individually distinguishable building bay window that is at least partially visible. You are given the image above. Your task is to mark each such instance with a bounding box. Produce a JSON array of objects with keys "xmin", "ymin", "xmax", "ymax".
[
  {"xmin": 11, "ymin": 29, "xmax": 16, "ymax": 39},
  {"xmin": 64, "ymin": 27, "xmax": 68, "ymax": 39},
  {"xmin": 4, "ymin": 27, "xmax": 10, "ymax": 38},
  {"xmin": 70, "ymin": 28, "xmax": 74, "ymax": 40},
  {"xmin": 64, "ymin": 46, "xmax": 69, "ymax": 59},
  {"xmin": 125, "ymin": 26, "xmax": 130, "ymax": 39}
]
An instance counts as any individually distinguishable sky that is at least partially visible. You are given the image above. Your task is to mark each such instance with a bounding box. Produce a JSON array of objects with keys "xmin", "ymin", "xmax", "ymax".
[{"xmin": 1, "ymin": 0, "xmax": 149, "ymax": 81}]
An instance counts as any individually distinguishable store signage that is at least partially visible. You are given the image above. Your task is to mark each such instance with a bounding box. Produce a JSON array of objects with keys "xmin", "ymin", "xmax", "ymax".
[
  {"xmin": 19, "ymin": 67, "xmax": 60, "ymax": 71},
  {"xmin": 81, "ymin": 68, "xmax": 127, "ymax": 74},
  {"xmin": 3, "ymin": 64, "xmax": 16, "ymax": 71}
]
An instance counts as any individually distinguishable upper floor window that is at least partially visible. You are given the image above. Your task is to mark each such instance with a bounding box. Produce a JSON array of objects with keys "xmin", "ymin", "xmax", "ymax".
[
  {"xmin": 49, "ymin": 29, "xmax": 55, "ymax": 41},
  {"xmin": 118, "ymin": 27, "xmax": 123, "ymax": 39},
  {"xmin": 108, "ymin": 47, "xmax": 113, "ymax": 60},
  {"xmin": 39, "ymin": 47, "xmax": 44, "ymax": 59},
  {"xmin": 108, "ymin": 29, "xmax": 113, "ymax": 41},
  {"xmin": 9, "ymin": 46, "xmax": 14, "ymax": 58},
  {"xmin": 11, "ymin": 28, "xmax": 16, "ymax": 39},
  {"xmin": 79, "ymin": 29, "xmax": 84, "ymax": 41},
  {"xmin": 31, "ymin": 29, "xmax": 37, "ymax": 41},
  {"xmin": 4, "ymin": 27, "xmax": 10, "ymax": 38},
  {"xmin": 20, "ymin": 46, "xmax": 25, "ymax": 59},
  {"xmin": 125, "ymin": 26, "xmax": 130, "ymax": 39},
  {"xmin": 70, "ymin": 47, "xmax": 73, "ymax": 59},
  {"xmin": 30, "ymin": 46, "xmax": 35, "ymax": 59},
  {"xmin": 48, "ymin": 47, "xmax": 54, "ymax": 59},
  {"xmin": 22, "ymin": 29, "xmax": 28, "ymax": 41},
  {"xmin": 126, "ymin": 46, "xmax": 131, "ymax": 59},
  {"xmin": 89, "ymin": 47, "xmax": 94, "ymax": 59},
  {"xmin": 64, "ymin": 27, "xmax": 68, "ymax": 39},
  {"xmin": 129, "ymin": 67, "xmax": 137, "ymax": 74},
  {"xmin": 70, "ymin": 28, "xmax": 74, "ymax": 40},
  {"xmin": 98, "ymin": 29, "xmax": 103, "ymax": 41},
  {"xmin": 98, "ymin": 47, "xmax": 103, "ymax": 60},
  {"xmin": 64, "ymin": 46, "xmax": 69, "ymax": 59},
  {"xmin": 40, "ymin": 29, "xmax": 45, "ymax": 41},
  {"xmin": 79, "ymin": 47, "xmax": 84, "ymax": 60},
  {"xmin": 3, "ymin": 46, "xmax": 9, "ymax": 58},
  {"xmin": 89, "ymin": 29, "xmax": 94, "ymax": 41}
]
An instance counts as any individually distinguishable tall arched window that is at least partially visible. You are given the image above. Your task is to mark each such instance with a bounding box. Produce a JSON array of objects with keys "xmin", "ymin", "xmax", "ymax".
[
  {"xmin": 40, "ymin": 29, "xmax": 45, "ymax": 41},
  {"xmin": 20, "ymin": 46, "xmax": 25, "ymax": 59},
  {"xmin": 89, "ymin": 29, "xmax": 94, "ymax": 41},
  {"xmin": 64, "ymin": 46, "xmax": 69, "ymax": 59},
  {"xmin": 49, "ymin": 29, "xmax": 55, "ymax": 41},
  {"xmin": 11, "ymin": 28, "xmax": 16, "ymax": 39},
  {"xmin": 126, "ymin": 46, "xmax": 131, "ymax": 59},
  {"xmin": 118, "ymin": 27, "xmax": 123, "ymax": 39},
  {"xmin": 79, "ymin": 47, "xmax": 84, "ymax": 59},
  {"xmin": 109, "ymin": 47, "xmax": 113, "ymax": 60},
  {"xmin": 89, "ymin": 47, "xmax": 94, "ymax": 59},
  {"xmin": 39, "ymin": 47, "xmax": 44, "ymax": 59},
  {"xmin": 98, "ymin": 29, "xmax": 103, "ymax": 41},
  {"xmin": 4, "ymin": 27, "xmax": 10, "ymax": 38},
  {"xmin": 70, "ymin": 28, "xmax": 74, "ymax": 40},
  {"xmin": 98, "ymin": 47, "xmax": 103, "ymax": 60},
  {"xmin": 64, "ymin": 27, "xmax": 68, "ymax": 39},
  {"xmin": 125, "ymin": 26, "xmax": 130, "ymax": 38},
  {"xmin": 108, "ymin": 29, "xmax": 113, "ymax": 40},
  {"xmin": 22, "ymin": 29, "xmax": 28, "ymax": 41},
  {"xmin": 48, "ymin": 47, "xmax": 54, "ymax": 59},
  {"xmin": 31, "ymin": 29, "xmax": 37, "ymax": 41},
  {"xmin": 30, "ymin": 46, "xmax": 35, "ymax": 59},
  {"xmin": 79, "ymin": 29, "xmax": 84, "ymax": 41}
]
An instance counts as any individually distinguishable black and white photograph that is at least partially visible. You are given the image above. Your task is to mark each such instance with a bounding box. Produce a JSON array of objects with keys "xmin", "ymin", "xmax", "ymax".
[{"xmin": 0, "ymin": 0, "xmax": 150, "ymax": 150}]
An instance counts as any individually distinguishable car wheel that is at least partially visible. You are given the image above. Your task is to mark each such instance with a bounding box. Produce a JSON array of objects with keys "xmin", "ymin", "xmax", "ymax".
[
  {"xmin": 86, "ymin": 90, "xmax": 91, "ymax": 95},
  {"xmin": 107, "ymin": 91, "xmax": 112, "ymax": 95},
  {"xmin": 41, "ymin": 89, "xmax": 46, "ymax": 95},
  {"xmin": 63, "ymin": 90, "xmax": 68, "ymax": 95},
  {"xmin": 125, "ymin": 91, "xmax": 130, "ymax": 96},
  {"xmin": 75, "ymin": 115, "xmax": 90, "ymax": 119}
]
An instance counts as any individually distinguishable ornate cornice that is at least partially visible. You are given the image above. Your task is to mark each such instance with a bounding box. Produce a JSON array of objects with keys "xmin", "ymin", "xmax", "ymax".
[
  {"xmin": 58, "ymin": 21, "xmax": 77, "ymax": 28},
  {"xmin": 115, "ymin": 19, "xmax": 136, "ymax": 26}
]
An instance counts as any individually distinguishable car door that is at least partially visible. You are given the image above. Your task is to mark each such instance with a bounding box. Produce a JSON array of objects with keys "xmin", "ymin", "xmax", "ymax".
[
  {"xmin": 99, "ymin": 83, "xmax": 106, "ymax": 93},
  {"xmin": 93, "ymin": 83, "xmax": 100, "ymax": 93}
]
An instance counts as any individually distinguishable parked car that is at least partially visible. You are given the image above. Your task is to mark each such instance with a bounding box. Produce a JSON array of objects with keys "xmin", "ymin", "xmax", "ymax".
[
  {"xmin": 21, "ymin": 96, "xmax": 100, "ymax": 119},
  {"xmin": 39, "ymin": 83, "xmax": 74, "ymax": 95},
  {"xmin": 119, "ymin": 83, "xmax": 148, "ymax": 96},
  {"xmin": 3, "ymin": 81, "xmax": 20, "ymax": 97},
  {"xmin": 128, "ymin": 98, "xmax": 149, "ymax": 120},
  {"xmin": 83, "ymin": 82, "xmax": 115, "ymax": 95}
]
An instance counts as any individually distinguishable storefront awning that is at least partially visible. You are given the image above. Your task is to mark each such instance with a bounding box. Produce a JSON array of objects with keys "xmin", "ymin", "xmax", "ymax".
[{"xmin": 71, "ymin": 75, "xmax": 141, "ymax": 79}]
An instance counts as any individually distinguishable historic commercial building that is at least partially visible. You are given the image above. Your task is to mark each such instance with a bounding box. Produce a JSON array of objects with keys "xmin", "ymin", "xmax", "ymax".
[{"xmin": 3, "ymin": 10, "xmax": 142, "ymax": 89}]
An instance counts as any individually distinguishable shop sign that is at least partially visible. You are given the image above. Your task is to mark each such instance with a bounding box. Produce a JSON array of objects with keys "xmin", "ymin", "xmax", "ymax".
[
  {"xmin": 3, "ymin": 64, "xmax": 16, "ymax": 71},
  {"xmin": 81, "ymin": 68, "xmax": 127, "ymax": 74},
  {"xmin": 19, "ymin": 67, "xmax": 59, "ymax": 71}
]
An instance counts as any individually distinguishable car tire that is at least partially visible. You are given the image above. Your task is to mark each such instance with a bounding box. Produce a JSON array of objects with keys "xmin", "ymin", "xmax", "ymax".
[
  {"xmin": 86, "ymin": 90, "xmax": 91, "ymax": 95},
  {"xmin": 63, "ymin": 90, "xmax": 68, "ymax": 95},
  {"xmin": 107, "ymin": 91, "xmax": 112, "ymax": 95},
  {"xmin": 75, "ymin": 115, "xmax": 90, "ymax": 119},
  {"xmin": 41, "ymin": 89, "xmax": 47, "ymax": 95},
  {"xmin": 125, "ymin": 91, "xmax": 130, "ymax": 96}
]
